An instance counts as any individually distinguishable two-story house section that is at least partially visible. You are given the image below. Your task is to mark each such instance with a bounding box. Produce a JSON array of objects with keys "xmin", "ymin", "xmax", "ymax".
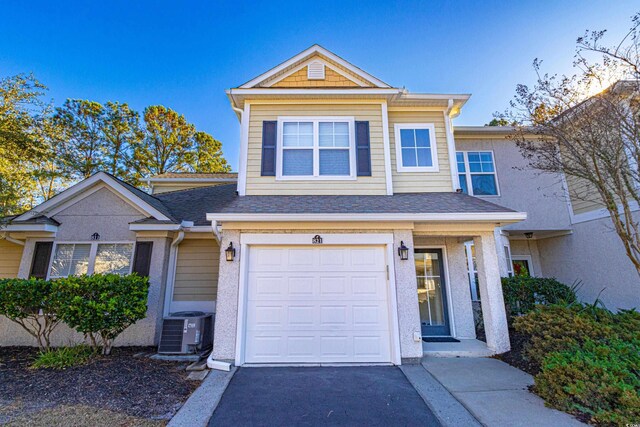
[{"xmin": 205, "ymin": 45, "xmax": 526, "ymax": 365}]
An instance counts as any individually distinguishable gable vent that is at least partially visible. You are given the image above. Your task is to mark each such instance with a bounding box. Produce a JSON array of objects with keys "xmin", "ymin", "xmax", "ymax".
[{"xmin": 307, "ymin": 61, "xmax": 325, "ymax": 80}]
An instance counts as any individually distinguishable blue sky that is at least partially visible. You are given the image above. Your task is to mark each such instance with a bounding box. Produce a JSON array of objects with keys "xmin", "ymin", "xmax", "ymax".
[{"xmin": 1, "ymin": 1, "xmax": 637, "ymax": 171}]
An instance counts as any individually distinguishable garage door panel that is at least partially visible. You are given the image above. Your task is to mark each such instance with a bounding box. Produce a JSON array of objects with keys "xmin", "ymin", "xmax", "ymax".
[{"xmin": 245, "ymin": 245, "xmax": 392, "ymax": 364}]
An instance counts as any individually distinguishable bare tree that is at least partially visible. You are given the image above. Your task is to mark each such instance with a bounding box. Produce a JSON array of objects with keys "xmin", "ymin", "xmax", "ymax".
[{"xmin": 506, "ymin": 13, "xmax": 640, "ymax": 277}]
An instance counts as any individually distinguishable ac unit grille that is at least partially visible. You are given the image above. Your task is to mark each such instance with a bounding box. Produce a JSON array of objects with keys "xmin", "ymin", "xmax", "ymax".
[{"xmin": 158, "ymin": 319, "xmax": 184, "ymax": 353}]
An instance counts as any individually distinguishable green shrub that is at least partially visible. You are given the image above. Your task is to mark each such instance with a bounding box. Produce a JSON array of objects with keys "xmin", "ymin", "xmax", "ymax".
[
  {"xmin": 535, "ymin": 339, "xmax": 640, "ymax": 425},
  {"xmin": 513, "ymin": 305, "xmax": 613, "ymax": 370},
  {"xmin": 31, "ymin": 345, "xmax": 96, "ymax": 370},
  {"xmin": 55, "ymin": 274, "xmax": 150, "ymax": 355},
  {"xmin": 501, "ymin": 276, "xmax": 577, "ymax": 318},
  {"xmin": 0, "ymin": 278, "xmax": 63, "ymax": 350}
]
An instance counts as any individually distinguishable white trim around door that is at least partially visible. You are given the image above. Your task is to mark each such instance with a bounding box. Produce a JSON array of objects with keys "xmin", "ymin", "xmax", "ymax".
[{"xmin": 235, "ymin": 233, "xmax": 401, "ymax": 366}]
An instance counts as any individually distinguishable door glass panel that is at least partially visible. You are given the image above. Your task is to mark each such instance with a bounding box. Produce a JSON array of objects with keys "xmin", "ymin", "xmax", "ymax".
[{"xmin": 415, "ymin": 251, "xmax": 447, "ymax": 329}]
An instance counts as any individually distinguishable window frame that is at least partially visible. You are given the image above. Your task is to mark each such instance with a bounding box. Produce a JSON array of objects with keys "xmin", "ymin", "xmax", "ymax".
[
  {"xmin": 464, "ymin": 241, "xmax": 480, "ymax": 301},
  {"xmin": 511, "ymin": 255, "xmax": 535, "ymax": 277},
  {"xmin": 456, "ymin": 150, "xmax": 500, "ymax": 197},
  {"xmin": 504, "ymin": 245, "xmax": 514, "ymax": 277},
  {"xmin": 46, "ymin": 241, "xmax": 135, "ymax": 280},
  {"xmin": 275, "ymin": 116, "xmax": 357, "ymax": 181},
  {"xmin": 394, "ymin": 123, "xmax": 440, "ymax": 173}
]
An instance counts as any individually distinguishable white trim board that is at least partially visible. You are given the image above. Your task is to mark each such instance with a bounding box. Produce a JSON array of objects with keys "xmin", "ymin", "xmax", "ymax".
[
  {"xmin": 208, "ymin": 212, "xmax": 527, "ymax": 223},
  {"xmin": 234, "ymin": 232, "xmax": 401, "ymax": 366}
]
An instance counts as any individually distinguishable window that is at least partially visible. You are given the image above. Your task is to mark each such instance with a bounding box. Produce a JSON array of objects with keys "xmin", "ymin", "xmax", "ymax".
[
  {"xmin": 512, "ymin": 256, "xmax": 535, "ymax": 277},
  {"xmin": 464, "ymin": 241, "xmax": 480, "ymax": 301},
  {"xmin": 49, "ymin": 242, "xmax": 134, "ymax": 278},
  {"xmin": 394, "ymin": 124, "xmax": 439, "ymax": 172},
  {"xmin": 278, "ymin": 117, "xmax": 355, "ymax": 179},
  {"xmin": 457, "ymin": 151, "xmax": 499, "ymax": 196}
]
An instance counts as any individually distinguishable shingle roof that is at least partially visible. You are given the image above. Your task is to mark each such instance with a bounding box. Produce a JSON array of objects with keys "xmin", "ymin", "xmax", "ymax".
[
  {"xmin": 156, "ymin": 184, "xmax": 516, "ymax": 225},
  {"xmin": 108, "ymin": 174, "xmax": 177, "ymax": 221},
  {"xmin": 7, "ymin": 215, "xmax": 60, "ymax": 225},
  {"xmin": 150, "ymin": 172, "xmax": 238, "ymax": 179}
]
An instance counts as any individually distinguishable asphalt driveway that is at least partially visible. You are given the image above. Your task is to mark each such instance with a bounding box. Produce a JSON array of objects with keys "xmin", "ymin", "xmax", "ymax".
[{"xmin": 209, "ymin": 366, "xmax": 441, "ymax": 426}]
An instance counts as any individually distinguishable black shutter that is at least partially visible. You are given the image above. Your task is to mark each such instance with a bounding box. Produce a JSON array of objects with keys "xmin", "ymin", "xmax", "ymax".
[
  {"xmin": 30, "ymin": 242, "xmax": 53, "ymax": 279},
  {"xmin": 261, "ymin": 121, "xmax": 277, "ymax": 176},
  {"xmin": 132, "ymin": 242, "xmax": 153, "ymax": 277},
  {"xmin": 355, "ymin": 121, "xmax": 372, "ymax": 176}
]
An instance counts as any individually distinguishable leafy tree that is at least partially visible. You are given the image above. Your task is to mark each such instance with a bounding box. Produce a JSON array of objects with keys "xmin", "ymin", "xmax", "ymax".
[
  {"xmin": 0, "ymin": 74, "xmax": 50, "ymax": 216},
  {"xmin": 190, "ymin": 131, "xmax": 231, "ymax": 173},
  {"xmin": 135, "ymin": 105, "xmax": 197, "ymax": 176},
  {"xmin": 54, "ymin": 99, "xmax": 106, "ymax": 179},
  {"xmin": 506, "ymin": 12, "xmax": 640, "ymax": 278},
  {"xmin": 101, "ymin": 102, "xmax": 142, "ymax": 183},
  {"xmin": 486, "ymin": 117, "xmax": 517, "ymax": 126}
]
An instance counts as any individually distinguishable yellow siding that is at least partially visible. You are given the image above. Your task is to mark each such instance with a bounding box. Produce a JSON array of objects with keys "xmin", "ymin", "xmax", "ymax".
[
  {"xmin": 389, "ymin": 110, "xmax": 453, "ymax": 193},
  {"xmin": 566, "ymin": 174, "xmax": 605, "ymax": 215},
  {"xmin": 152, "ymin": 182, "xmax": 232, "ymax": 195},
  {"xmin": 173, "ymin": 238, "xmax": 220, "ymax": 302},
  {"xmin": 246, "ymin": 103, "xmax": 388, "ymax": 195},
  {"xmin": 0, "ymin": 239, "xmax": 23, "ymax": 278},
  {"xmin": 272, "ymin": 67, "xmax": 359, "ymax": 88}
]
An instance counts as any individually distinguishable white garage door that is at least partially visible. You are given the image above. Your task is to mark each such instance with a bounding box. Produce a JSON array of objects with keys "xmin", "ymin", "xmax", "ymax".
[{"xmin": 245, "ymin": 245, "xmax": 392, "ymax": 364}]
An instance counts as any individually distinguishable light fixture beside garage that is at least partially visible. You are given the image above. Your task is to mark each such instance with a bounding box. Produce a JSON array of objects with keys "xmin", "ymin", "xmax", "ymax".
[
  {"xmin": 398, "ymin": 241, "xmax": 409, "ymax": 260},
  {"xmin": 225, "ymin": 242, "xmax": 236, "ymax": 261}
]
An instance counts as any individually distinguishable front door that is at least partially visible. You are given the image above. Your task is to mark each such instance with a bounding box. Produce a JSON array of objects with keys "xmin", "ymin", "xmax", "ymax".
[{"xmin": 415, "ymin": 249, "xmax": 450, "ymax": 336}]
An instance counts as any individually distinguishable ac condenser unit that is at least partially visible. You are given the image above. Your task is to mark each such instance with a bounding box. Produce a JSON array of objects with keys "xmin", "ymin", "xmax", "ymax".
[{"xmin": 158, "ymin": 311, "xmax": 214, "ymax": 354}]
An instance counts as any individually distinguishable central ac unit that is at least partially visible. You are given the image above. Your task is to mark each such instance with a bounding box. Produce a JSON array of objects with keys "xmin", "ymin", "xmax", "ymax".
[{"xmin": 158, "ymin": 311, "xmax": 214, "ymax": 354}]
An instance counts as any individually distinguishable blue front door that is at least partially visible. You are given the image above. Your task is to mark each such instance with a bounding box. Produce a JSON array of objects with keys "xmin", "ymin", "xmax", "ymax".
[{"xmin": 415, "ymin": 249, "xmax": 451, "ymax": 336}]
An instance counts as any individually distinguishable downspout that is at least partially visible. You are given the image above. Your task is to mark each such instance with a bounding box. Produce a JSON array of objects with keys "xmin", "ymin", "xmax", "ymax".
[
  {"xmin": 444, "ymin": 99, "xmax": 460, "ymax": 192},
  {"xmin": 162, "ymin": 226, "xmax": 186, "ymax": 317}
]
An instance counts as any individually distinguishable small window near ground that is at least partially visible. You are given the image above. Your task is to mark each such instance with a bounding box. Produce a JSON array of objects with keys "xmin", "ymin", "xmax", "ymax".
[
  {"xmin": 512, "ymin": 258, "xmax": 532, "ymax": 277},
  {"xmin": 456, "ymin": 151, "xmax": 499, "ymax": 196}
]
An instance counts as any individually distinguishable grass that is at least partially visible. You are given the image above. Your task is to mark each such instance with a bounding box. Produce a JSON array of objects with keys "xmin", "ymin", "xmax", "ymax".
[
  {"xmin": 4, "ymin": 404, "xmax": 165, "ymax": 427},
  {"xmin": 31, "ymin": 345, "xmax": 96, "ymax": 370}
]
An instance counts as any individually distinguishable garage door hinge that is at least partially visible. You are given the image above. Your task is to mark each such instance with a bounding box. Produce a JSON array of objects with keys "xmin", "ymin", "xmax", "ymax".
[{"xmin": 386, "ymin": 265, "xmax": 390, "ymax": 280}]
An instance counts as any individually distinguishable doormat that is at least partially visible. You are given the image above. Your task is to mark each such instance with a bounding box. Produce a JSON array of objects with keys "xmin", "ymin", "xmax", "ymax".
[{"xmin": 422, "ymin": 337, "xmax": 460, "ymax": 343}]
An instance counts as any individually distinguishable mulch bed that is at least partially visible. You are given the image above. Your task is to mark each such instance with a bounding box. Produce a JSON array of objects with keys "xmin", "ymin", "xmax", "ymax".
[
  {"xmin": 494, "ymin": 329, "xmax": 539, "ymax": 376},
  {"xmin": 0, "ymin": 347, "xmax": 199, "ymax": 424}
]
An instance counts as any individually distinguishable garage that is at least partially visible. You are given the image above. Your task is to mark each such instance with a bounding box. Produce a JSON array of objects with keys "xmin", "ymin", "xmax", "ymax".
[{"xmin": 244, "ymin": 245, "xmax": 393, "ymax": 364}]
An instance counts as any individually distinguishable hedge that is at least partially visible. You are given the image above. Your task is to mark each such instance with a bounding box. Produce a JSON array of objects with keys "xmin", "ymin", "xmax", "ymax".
[
  {"xmin": 501, "ymin": 276, "xmax": 577, "ymax": 318},
  {"xmin": 0, "ymin": 274, "xmax": 149, "ymax": 354}
]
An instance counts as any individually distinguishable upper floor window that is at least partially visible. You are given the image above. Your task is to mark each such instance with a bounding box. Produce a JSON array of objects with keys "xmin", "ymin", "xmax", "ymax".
[
  {"xmin": 394, "ymin": 124, "xmax": 439, "ymax": 172},
  {"xmin": 277, "ymin": 117, "xmax": 355, "ymax": 180},
  {"xmin": 49, "ymin": 242, "xmax": 134, "ymax": 279},
  {"xmin": 456, "ymin": 151, "xmax": 499, "ymax": 196}
]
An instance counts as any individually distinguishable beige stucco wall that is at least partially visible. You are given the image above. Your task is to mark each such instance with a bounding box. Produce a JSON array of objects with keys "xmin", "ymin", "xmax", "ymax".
[
  {"xmin": 173, "ymin": 237, "xmax": 220, "ymax": 302},
  {"xmin": 389, "ymin": 110, "xmax": 453, "ymax": 193},
  {"xmin": 0, "ymin": 239, "xmax": 23, "ymax": 278},
  {"xmin": 1, "ymin": 185, "xmax": 171, "ymax": 347},
  {"xmin": 537, "ymin": 212, "xmax": 640, "ymax": 310},
  {"xmin": 245, "ymin": 102, "xmax": 387, "ymax": 195}
]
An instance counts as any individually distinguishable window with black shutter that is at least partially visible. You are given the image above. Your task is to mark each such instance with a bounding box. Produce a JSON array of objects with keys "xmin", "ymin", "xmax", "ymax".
[
  {"xmin": 132, "ymin": 241, "xmax": 153, "ymax": 277},
  {"xmin": 29, "ymin": 242, "xmax": 53, "ymax": 279}
]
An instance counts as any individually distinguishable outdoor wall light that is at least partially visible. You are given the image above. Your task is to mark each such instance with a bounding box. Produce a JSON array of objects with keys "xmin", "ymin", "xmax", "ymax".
[
  {"xmin": 524, "ymin": 232, "xmax": 534, "ymax": 239},
  {"xmin": 91, "ymin": 232, "xmax": 100, "ymax": 241},
  {"xmin": 225, "ymin": 242, "xmax": 236, "ymax": 261},
  {"xmin": 398, "ymin": 241, "xmax": 409, "ymax": 260}
]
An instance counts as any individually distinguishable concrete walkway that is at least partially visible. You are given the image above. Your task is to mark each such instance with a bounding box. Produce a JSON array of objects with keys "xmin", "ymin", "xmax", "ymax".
[{"xmin": 422, "ymin": 358, "xmax": 585, "ymax": 427}]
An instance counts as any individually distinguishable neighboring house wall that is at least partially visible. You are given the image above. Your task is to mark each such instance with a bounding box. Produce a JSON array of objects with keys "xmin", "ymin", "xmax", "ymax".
[
  {"xmin": 0, "ymin": 239, "xmax": 23, "ymax": 278},
  {"xmin": 565, "ymin": 174, "xmax": 605, "ymax": 216},
  {"xmin": 173, "ymin": 236, "xmax": 220, "ymax": 306},
  {"xmin": 389, "ymin": 110, "xmax": 453, "ymax": 193},
  {"xmin": 245, "ymin": 102, "xmax": 387, "ymax": 195},
  {"xmin": 1, "ymin": 186, "xmax": 169, "ymax": 347},
  {"xmin": 454, "ymin": 135, "xmax": 572, "ymax": 232},
  {"xmin": 537, "ymin": 211, "xmax": 640, "ymax": 310}
]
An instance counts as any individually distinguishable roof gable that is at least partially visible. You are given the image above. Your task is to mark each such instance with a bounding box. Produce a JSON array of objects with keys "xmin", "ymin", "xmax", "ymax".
[
  {"xmin": 15, "ymin": 172, "xmax": 174, "ymax": 223},
  {"xmin": 239, "ymin": 45, "xmax": 392, "ymax": 89}
]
